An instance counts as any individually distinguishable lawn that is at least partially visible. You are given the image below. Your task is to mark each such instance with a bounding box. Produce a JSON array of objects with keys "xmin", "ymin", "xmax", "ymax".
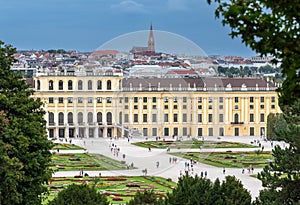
[
  {"xmin": 46, "ymin": 176, "xmax": 176, "ymax": 204},
  {"xmin": 53, "ymin": 143, "xmax": 84, "ymax": 150},
  {"xmin": 51, "ymin": 153, "xmax": 133, "ymax": 171},
  {"xmin": 171, "ymin": 151, "xmax": 273, "ymax": 168},
  {"xmin": 132, "ymin": 140, "xmax": 258, "ymax": 149}
]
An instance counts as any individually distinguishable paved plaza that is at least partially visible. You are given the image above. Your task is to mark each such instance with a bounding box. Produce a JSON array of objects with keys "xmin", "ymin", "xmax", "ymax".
[{"xmin": 53, "ymin": 135, "xmax": 284, "ymax": 199}]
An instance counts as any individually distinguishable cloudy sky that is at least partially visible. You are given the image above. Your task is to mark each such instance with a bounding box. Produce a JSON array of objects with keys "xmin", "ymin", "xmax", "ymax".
[{"xmin": 0, "ymin": 0, "xmax": 256, "ymax": 57}]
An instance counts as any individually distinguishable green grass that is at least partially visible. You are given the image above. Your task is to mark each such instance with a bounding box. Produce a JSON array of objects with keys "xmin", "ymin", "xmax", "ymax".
[
  {"xmin": 132, "ymin": 140, "xmax": 258, "ymax": 149},
  {"xmin": 53, "ymin": 143, "xmax": 84, "ymax": 150},
  {"xmin": 51, "ymin": 153, "xmax": 134, "ymax": 171},
  {"xmin": 46, "ymin": 176, "xmax": 176, "ymax": 204},
  {"xmin": 171, "ymin": 151, "xmax": 273, "ymax": 168}
]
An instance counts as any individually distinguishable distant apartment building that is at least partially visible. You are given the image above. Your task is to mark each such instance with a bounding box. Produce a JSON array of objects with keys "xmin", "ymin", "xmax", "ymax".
[{"xmin": 32, "ymin": 68, "xmax": 281, "ymax": 139}]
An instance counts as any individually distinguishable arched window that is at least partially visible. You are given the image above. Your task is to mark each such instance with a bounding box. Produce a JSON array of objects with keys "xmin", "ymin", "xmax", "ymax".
[
  {"xmin": 78, "ymin": 80, "xmax": 83, "ymax": 90},
  {"xmin": 68, "ymin": 80, "xmax": 73, "ymax": 90},
  {"xmin": 59, "ymin": 80, "xmax": 63, "ymax": 90},
  {"xmin": 97, "ymin": 80, "xmax": 102, "ymax": 90},
  {"xmin": 68, "ymin": 112, "xmax": 73, "ymax": 125},
  {"xmin": 107, "ymin": 112, "xmax": 112, "ymax": 125},
  {"xmin": 97, "ymin": 112, "xmax": 102, "ymax": 124},
  {"xmin": 88, "ymin": 112, "xmax": 93, "ymax": 124},
  {"xmin": 78, "ymin": 112, "xmax": 83, "ymax": 124},
  {"xmin": 58, "ymin": 112, "xmax": 64, "ymax": 125},
  {"xmin": 37, "ymin": 80, "xmax": 41, "ymax": 90},
  {"xmin": 88, "ymin": 80, "xmax": 92, "ymax": 90},
  {"xmin": 234, "ymin": 113, "xmax": 239, "ymax": 123},
  {"xmin": 49, "ymin": 112, "xmax": 54, "ymax": 125},
  {"xmin": 49, "ymin": 80, "xmax": 53, "ymax": 90},
  {"xmin": 107, "ymin": 80, "xmax": 111, "ymax": 90}
]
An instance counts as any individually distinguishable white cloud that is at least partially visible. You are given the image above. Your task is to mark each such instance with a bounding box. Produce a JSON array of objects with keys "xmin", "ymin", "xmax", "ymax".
[
  {"xmin": 110, "ymin": 1, "xmax": 146, "ymax": 13},
  {"xmin": 167, "ymin": 0, "xmax": 189, "ymax": 11}
]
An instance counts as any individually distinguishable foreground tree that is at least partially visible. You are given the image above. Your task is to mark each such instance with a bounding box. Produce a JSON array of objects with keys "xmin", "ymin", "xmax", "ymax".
[
  {"xmin": 48, "ymin": 184, "xmax": 109, "ymax": 205},
  {"xmin": 127, "ymin": 189, "xmax": 165, "ymax": 205},
  {"xmin": 0, "ymin": 40, "xmax": 53, "ymax": 204},
  {"xmin": 266, "ymin": 113, "xmax": 287, "ymax": 141},
  {"xmin": 207, "ymin": 1, "xmax": 300, "ymax": 203},
  {"xmin": 167, "ymin": 175, "xmax": 251, "ymax": 205},
  {"xmin": 207, "ymin": 0, "xmax": 300, "ymax": 107},
  {"xmin": 255, "ymin": 100, "xmax": 300, "ymax": 204}
]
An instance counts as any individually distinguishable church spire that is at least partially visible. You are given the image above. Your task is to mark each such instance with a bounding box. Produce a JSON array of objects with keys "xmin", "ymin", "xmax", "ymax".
[{"xmin": 148, "ymin": 23, "xmax": 155, "ymax": 53}]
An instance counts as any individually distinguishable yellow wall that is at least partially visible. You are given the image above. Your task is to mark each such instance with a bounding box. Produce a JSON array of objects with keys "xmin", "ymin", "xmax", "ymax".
[{"xmin": 33, "ymin": 74, "xmax": 280, "ymax": 139}]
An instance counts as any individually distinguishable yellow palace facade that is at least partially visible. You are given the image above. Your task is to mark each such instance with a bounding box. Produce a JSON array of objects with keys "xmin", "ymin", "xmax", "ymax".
[{"xmin": 33, "ymin": 69, "xmax": 281, "ymax": 139}]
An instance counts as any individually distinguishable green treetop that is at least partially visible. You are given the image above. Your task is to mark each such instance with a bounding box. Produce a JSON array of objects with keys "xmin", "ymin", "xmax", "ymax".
[
  {"xmin": 207, "ymin": 0, "xmax": 300, "ymax": 108},
  {"xmin": 206, "ymin": 1, "xmax": 300, "ymax": 204}
]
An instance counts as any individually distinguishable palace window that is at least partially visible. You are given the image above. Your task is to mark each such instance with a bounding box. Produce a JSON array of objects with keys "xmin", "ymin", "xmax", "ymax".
[
  {"xmin": 49, "ymin": 97, "xmax": 54, "ymax": 104},
  {"xmin": 97, "ymin": 97, "xmax": 102, "ymax": 103},
  {"xmin": 49, "ymin": 80, "xmax": 53, "ymax": 90},
  {"xmin": 97, "ymin": 80, "xmax": 102, "ymax": 90},
  {"xmin": 88, "ymin": 80, "xmax": 92, "ymax": 90},
  {"xmin": 58, "ymin": 80, "xmax": 63, "ymax": 90},
  {"xmin": 78, "ymin": 80, "xmax": 83, "ymax": 90},
  {"xmin": 68, "ymin": 80, "xmax": 73, "ymax": 90},
  {"xmin": 107, "ymin": 80, "xmax": 112, "ymax": 90}
]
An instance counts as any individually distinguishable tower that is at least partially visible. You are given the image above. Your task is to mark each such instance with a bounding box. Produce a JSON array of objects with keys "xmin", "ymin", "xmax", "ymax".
[{"xmin": 148, "ymin": 23, "xmax": 155, "ymax": 53}]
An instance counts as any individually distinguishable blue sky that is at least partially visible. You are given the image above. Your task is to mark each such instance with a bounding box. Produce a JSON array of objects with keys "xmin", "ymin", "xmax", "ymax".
[{"xmin": 0, "ymin": 0, "xmax": 256, "ymax": 57}]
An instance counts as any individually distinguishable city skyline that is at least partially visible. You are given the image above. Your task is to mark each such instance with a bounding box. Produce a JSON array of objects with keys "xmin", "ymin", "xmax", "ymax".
[{"xmin": 0, "ymin": 0, "xmax": 256, "ymax": 57}]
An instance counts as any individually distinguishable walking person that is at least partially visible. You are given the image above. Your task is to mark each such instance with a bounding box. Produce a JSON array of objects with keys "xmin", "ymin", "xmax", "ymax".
[
  {"xmin": 223, "ymin": 167, "xmax": 226, "ymax": 174},
  {"xmin": 156, "ymin": 161, "xmax": 159, "ymax": 168}
]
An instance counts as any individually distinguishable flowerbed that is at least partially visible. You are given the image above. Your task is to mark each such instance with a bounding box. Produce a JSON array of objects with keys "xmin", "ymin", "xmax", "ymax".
[
  {"xmin": 171, "ymin": 151, "xmax": 273, "ymax": 168},
  {"xmin": 53, "ymin": 143, "xmax": 84, "ymax": 150},
  {"xmin": 133, "ymin": 140, "xmax": 258, "ymax": 149},
  {"xmin": 47, "ymin": 176, "xmax": 176, "ymax": 204},
  {"xmin": 50, "ymin": 153, "xmax": 132, "ymax": 171}
]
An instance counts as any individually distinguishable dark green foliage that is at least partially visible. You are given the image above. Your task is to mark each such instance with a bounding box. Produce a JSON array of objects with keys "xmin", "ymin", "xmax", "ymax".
[
  {"xmin": 220, "ymin": 175, "xmax": 252, "ymax": 205},
  {"xmin": 267, "ymin": 113, "xmax": 287, "ymax": 141},
  {"xmin": 256, "ymin": 100, "xmax": 300, "ymax": 204},
  {"xmin": 48, "ymin": 184, "xmax": 109, "ymax": 205},
  {"xmin": 207, "ymin": 0, "xmax": 300, "ymax": 107},
  {"xmin": 47, "ymin": 49, "xmax": 67, "ymax": 54},
  {"xmin": 252, "ymin": 189, "xmax": 283, "ymax": 205},
  {"xmin": 167, "ymin": 175, "xmax": 214, "ymax": 205},
  {"xmin": 167, "ymin": 175, "xmax": 251, "ymax": 205},
  {"xmin": 127, "ymin": 189, "xmax": 165, "ymax": 205},
  {"xmin": 206, "ymin": 2, "xmax": 300, "ymax": 202},
  {"xmin": 0, "ymin": 40, "xmax": 53, "ymax": 204}
]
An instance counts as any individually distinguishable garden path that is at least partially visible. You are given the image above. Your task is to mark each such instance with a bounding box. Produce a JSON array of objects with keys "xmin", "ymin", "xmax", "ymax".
[{"xmin": 53, "ymin": 135, "xmax": 286, "ymax": 199}]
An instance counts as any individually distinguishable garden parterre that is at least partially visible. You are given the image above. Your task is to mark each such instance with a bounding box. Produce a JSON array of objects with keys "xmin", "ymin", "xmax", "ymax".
[{"xmin": 47, "ymin": 176, "xmax": 176, "ymax": 204}]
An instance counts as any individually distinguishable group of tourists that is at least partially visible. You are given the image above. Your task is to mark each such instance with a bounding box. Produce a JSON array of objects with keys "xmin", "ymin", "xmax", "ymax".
[{"xmin": 109, "ymin": 143, "xmax": 121, "ymax": 157}]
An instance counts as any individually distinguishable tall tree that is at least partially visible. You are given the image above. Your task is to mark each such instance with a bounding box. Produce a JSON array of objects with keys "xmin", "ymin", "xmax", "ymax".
[
  {"xmin": 48, "ymin": 184, "xmax": 109, "ymax": 205},
  {"xmin": 207, "ymin": 0, "xmax": 300, "ymax": 108},
  {"xmin": 167, "ymin": 175, "xmax": 251, "ymax": 205},
  {"xmin": 0, "ymin": 40, "xmax": 53, "ymax": 204},
  {"xmin": 207, "ymin": 1, "xmax": 300, "ymax": 204},
  {"xmin": 220, "ymin": 175, "xmax": 252, "ymax": 205},
  {"xmin": 267, "ymin": 113, "xmax": 287, "ymax": 141},
  {"xmin": 127, "ymin": 190, "xmax": 165, "ymax": 205},
  {"xmin": 255, "ymin": 100, "xmax": 300, "ymax": 204}
]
